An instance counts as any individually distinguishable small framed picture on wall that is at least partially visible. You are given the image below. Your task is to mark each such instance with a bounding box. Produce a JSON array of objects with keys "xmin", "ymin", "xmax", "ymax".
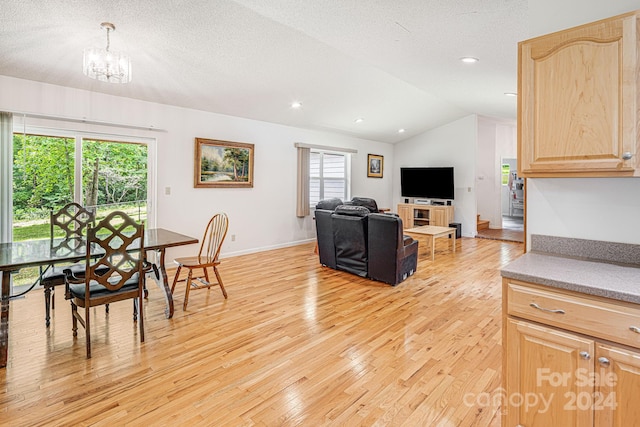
[{"xmin": 367, "ymin": 154, "xmax": 383, "ymax": 178}]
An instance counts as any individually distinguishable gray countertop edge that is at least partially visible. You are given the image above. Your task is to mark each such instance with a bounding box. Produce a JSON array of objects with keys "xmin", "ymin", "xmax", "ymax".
[{"xmin": 501, "ymin": 252, "xmax": 640, "ymax": 305}]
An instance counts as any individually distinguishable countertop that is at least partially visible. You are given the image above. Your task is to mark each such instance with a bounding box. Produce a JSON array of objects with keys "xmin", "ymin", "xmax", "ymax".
[{"xmin": 501, "ymin": 234, "xmax": 640, "ymax": 304}]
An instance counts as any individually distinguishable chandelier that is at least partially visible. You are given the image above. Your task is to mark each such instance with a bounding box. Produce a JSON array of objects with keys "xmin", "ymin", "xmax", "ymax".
[{"xmin": 83, "ymin": 22, "xmax": 132, "ymax": 83}]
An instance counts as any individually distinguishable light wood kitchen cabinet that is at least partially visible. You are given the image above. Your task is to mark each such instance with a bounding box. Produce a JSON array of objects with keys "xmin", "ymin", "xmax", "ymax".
[
  {"xmin": 518, "ymin": 11, "xmax": 640, "ymax": 177},
  {"xmin": 503, "ymin": 279, "xmax": 640, "ymax": 426},
  {"xmin": 593, "ymin": 343, "xmax": 640, "ymax": 426},
  {"xmin": 505, "ymin": 318, "xmax": 595, "ymax": 427},
  {"xmin": 396, "ymin": 204, "xmax": 454, "ymax": 229}
]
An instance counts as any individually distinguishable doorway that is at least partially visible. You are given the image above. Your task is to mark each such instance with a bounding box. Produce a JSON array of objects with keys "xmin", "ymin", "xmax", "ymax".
[
  {"xmin": 476, "ymin": 157, "xmax": 523, "ymax": 242},
  {"xmin": 502, "ymin": 158, "xmax": 523, "ymax": 232}
]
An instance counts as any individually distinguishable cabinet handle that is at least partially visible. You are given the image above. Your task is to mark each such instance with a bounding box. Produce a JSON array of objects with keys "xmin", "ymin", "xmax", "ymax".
[
  {"xmin": 529, "ymin": 302, "xmax": 565, "ymax": 314},
  {"xmin": 579, "ymin": 351, "xmax": 591, "ymax": 360},
  {"xmin": 630, "ymin": 326, "xmax": 640, "ymax": 334},
  {"xmin": 598, "ymin": 357, "xmax": 610, "ymax": 367},
  {"xmin": 622, "ymin": 152, "xmax": 633, "ymax": 160}
]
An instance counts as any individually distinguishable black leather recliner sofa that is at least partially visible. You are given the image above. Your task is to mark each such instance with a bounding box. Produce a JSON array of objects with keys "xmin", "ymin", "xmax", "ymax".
[{"xmin": 315, "ymin": 203, "xmax": 418, "ymax": 285}]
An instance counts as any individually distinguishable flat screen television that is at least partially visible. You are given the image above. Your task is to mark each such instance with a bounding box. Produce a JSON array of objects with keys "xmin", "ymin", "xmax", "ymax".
[{"xmin": 400, "ymin": 167, "xmax": 454, "ymax": 200}]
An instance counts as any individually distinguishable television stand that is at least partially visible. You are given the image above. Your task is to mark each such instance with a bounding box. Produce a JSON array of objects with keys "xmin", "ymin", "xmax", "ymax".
[{"xmin": 397, "ymin": 203, "xmax": 454, "ymax": 229}]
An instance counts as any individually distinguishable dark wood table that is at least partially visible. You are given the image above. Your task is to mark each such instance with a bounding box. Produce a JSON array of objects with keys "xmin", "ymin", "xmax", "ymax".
[{"xmin": 0, "ymin": 228, "xmax": 198, "ymax": 368}]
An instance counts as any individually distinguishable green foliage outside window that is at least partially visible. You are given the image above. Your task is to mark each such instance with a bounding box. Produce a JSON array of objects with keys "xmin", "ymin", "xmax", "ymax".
[
  {"xmin": 82, "ymin": 139, "xmax": 148, "ymax": 208},
  {"xmin": 13, "ymin": 135, "xmax": 75, "ymax": 221}
]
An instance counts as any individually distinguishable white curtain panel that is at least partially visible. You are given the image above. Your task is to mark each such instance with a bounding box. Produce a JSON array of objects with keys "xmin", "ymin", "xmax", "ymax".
[
  {"xmin": 296, "ymin": 146, "xmax": 310, "ymax": 217},
  {"xmin": 0, "ymin": 112, "xmax": 12, "ymax": 243}
]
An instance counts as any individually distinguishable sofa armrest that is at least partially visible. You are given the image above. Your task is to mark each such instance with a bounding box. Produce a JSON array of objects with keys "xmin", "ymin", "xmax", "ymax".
[
  {"xmin": 368, "ymin": 213, "xmax": 418, "ymax": 285},
  {"xmin": 315, "ymin": 209, "xmax": 337, "ymax": 269}
]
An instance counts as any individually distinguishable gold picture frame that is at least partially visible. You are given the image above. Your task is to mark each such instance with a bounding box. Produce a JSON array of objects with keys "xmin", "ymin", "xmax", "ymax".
[
  {"xmin": 194, "ymin": 138, "xmax": 254, "ymax": 188},
  {"xmin": 367, "ymin": 154, "xmax": 383, "ymax": 178}
]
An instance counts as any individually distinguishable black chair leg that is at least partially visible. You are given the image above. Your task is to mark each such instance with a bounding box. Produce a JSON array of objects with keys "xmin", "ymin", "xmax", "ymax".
[{"xmin": 85, "ymin": 305, "xmax": 91, "ymax": 359}]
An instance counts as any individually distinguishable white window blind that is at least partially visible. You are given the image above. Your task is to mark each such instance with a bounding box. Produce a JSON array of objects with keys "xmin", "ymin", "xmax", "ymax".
[{"xmin": 310, "ymin": 151, "xmax": 349, "ymax": 206}]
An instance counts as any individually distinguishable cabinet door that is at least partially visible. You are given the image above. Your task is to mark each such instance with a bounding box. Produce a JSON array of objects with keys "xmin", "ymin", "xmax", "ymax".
[
  {"xmin": 432, "ymin": 208, "xmax": 445, "ymax": 226},
  {"xmin": 505, "ymin": 318, "xmax": 594, "ymax": 427},
  {"xmin": 519, "ymin": 12, "xmax": 638, "ymax": 177},
  {"xmin": 594, "ymin": 343, "xmax": 640, "ymax": 426},
  {"xmin": 397, "ymin": 204, "xmax": 413, "ymax": 229}
]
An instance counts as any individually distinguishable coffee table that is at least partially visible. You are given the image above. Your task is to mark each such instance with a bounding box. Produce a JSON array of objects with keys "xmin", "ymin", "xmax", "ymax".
[{"xmin": 404, "ymin": 225, "xmax": 457, "ymax": 261}]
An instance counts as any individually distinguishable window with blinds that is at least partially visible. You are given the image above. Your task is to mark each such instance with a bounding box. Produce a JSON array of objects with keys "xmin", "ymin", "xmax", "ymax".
[{"xmin": 309, "ymin": 151, "xmax": 349, "ymax": 206}]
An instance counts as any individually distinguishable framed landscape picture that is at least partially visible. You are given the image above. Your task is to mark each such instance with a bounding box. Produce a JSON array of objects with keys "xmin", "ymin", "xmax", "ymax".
[
  {"xmin": 194, "ymin": 138, "xmax": 254, "ymax": 188},
  {"xmin": 367, "ymin": 154, "xmax": 383, "ymax": 178}
]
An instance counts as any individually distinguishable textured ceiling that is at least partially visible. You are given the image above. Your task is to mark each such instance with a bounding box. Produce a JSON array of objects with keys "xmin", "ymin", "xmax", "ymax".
[{"xmin": 0, "ymin": 0, "xmax": 528, "ymax": 143}]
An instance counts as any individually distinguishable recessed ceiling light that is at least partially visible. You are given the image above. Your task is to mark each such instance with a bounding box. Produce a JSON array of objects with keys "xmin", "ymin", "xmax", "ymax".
[
  {"xmin": 398, "ymin": 128, "xmax": 406, "ymax": 133},
  {"xmin": 460, "ymin": 57, "xmax": 479, "ymax": 63},
  {"xmin": 354, "ymin": 118, "xmax": 364, "ymax": 123},
  {"xmin": 504, "ymin": 92, "xmax": 518, "ymax": 97},
  {"xmin": 290, "ymin": 101, "xmax": 302, "ymax": 109}
]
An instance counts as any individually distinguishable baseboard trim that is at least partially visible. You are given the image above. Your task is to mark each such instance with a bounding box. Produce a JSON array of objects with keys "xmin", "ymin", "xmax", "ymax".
[{"xmin": 221, "ymin": 238, "xmax": 316, "ymax": 259}]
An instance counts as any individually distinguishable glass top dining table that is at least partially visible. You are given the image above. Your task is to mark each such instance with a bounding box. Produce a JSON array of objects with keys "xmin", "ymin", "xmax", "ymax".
[{"xmin": 0, "ymin": 228, "xmax": 198, "ymax": 368}]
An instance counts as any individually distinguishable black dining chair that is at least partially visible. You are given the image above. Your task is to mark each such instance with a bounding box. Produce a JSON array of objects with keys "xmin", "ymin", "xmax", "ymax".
[
  {"xmin": 65, "ymin": 211, "xmax": 146, "ymax": 358},
  {"xmin": 40, "ymin": 202, "xmax": 95, "ymax": 327}
]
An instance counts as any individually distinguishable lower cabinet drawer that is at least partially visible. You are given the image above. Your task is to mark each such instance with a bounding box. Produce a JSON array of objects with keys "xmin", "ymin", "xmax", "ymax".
[{"xmin": 506, "ymin": 281, "xmax": 640, "ymax": 348}]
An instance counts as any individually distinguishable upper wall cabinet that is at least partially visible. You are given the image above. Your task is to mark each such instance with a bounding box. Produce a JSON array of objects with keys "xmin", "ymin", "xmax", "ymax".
[{"xmin": 518, "ymin": 11, "xmax": 640, "ymax": 177}]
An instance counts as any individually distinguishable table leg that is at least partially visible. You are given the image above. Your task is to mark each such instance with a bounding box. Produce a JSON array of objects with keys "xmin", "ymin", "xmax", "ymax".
[
  {"xmin": 1, "ymin": 271, "xmax": 12, "ymax": 368},
  {"xmin": 431, "ymin": 236, "xmax": 436, "ymax": 261},
  {"xmin": 452, "ymin": 232, "xmax": 456, "ymax": 253},
  {"xmin": 156, "ymin": 248, "xmax": 174, "ymax": 319}
]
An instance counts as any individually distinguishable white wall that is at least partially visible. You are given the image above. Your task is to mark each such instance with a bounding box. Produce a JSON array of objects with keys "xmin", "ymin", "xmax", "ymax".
[
  {"xmin": 476, "ymin": 117, "xmax": 498, "ymax": 227},
  {"xmin": 0, "ymin": 75, "xmax": 394, "ymax": 258},
  {"xmin": 393, "ymin": 115, "xmax": 477, "ymax": 237},
  {"xmin": 527, "ymin": 178, "xmax": 640, "ymax": 244},
  {"xmin": 525, "ymin": 1, "xmax": 640, "ymax": 247},
  {"xmin": 528, "ymin": 0, "xmax": 640, "ymax": 37}
]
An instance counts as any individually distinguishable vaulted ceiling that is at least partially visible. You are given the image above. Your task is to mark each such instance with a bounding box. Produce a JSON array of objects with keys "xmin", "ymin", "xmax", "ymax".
[{"xmin": 0, "ymin": 0, "xmax": 528, "ymax": 143}]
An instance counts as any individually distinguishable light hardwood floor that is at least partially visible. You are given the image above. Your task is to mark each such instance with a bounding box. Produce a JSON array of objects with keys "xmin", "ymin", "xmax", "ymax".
[{"xmin": 1, "ymin": 237, "xmax": 523, "ymax": 426}]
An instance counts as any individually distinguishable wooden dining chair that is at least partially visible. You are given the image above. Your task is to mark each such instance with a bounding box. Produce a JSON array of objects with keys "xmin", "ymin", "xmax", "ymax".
[
  {"xmin": 171, "ymin": 213, "xmax": 229, "ymax": 310},
  {"xmin": 41, "ymin": 202, "xmax": 95, "ymax": 327},
  {"xmin": 65, "ymin": 211, "xmax": 145, "ymax": 358}
]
